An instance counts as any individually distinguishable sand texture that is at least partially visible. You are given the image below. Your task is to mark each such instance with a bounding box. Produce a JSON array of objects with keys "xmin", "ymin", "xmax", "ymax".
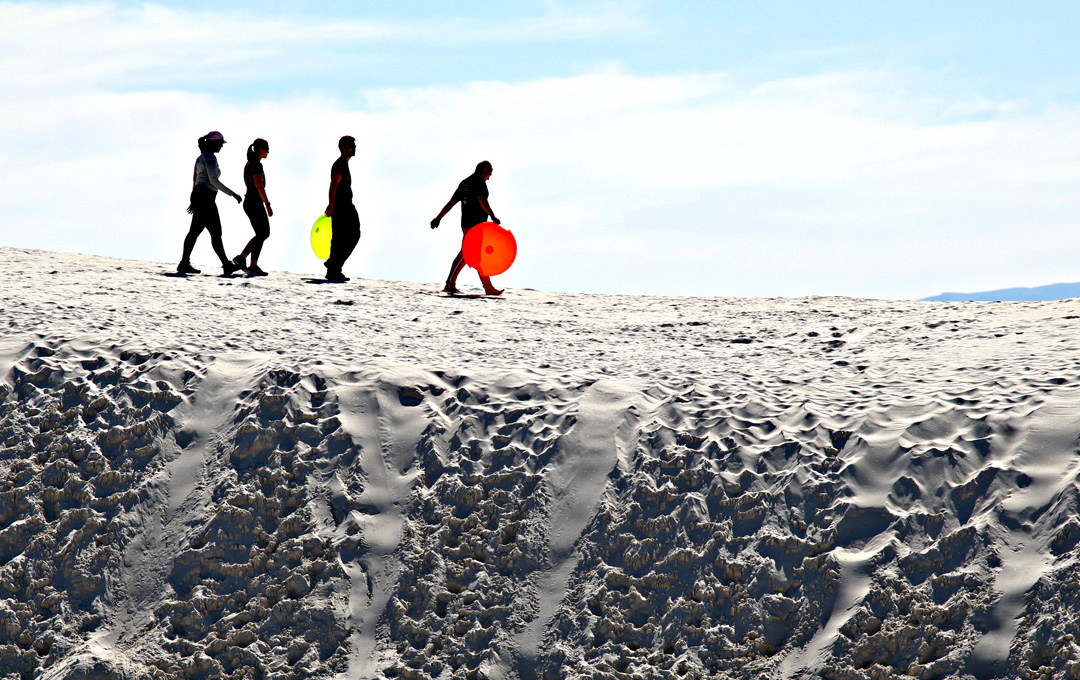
[{"xmin": 2, "ymin": 246, "xmax": 1080, "ymax": 680}]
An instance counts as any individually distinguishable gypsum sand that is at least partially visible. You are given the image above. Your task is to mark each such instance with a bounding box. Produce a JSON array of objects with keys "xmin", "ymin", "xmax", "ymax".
[{"xmin": 1, "ymin": 245, "xmax": 1080, "ymax": 679}]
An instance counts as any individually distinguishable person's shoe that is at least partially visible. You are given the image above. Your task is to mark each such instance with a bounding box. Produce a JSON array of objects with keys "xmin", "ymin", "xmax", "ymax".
[
  {"xmin": 326, "ymin": 270, "xmax": 349, "ymax": 282},
  {"xmin": 223, "ymin": 261, "xmax": 242, "ymax": 276},
  {"xmin": 177, "ymin": 261, "xmax": 200, "ymax": 274},
  {"xmin": 483, "ymin": 287, "xmax": 504, "ymax": 296},
  {"xmin": 247, "ymin": 265, "xmax": 268, "ymax": 277},
  {"xmin": 232, "ymin": 255, "xmax": 247, "ymax": 271},
  {"xmin": 442, "ymin": 283, "xmax": 461, "ymax": 294}
]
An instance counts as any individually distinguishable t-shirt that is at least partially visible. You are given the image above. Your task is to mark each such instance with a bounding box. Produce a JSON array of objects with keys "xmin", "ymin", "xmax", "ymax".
[
  {"xmin": 332, "ymin": 157, "xmax": 352, "ymax": 209},
  {"xmin": 243, "ymin": 160, "xmax": 265, "ymax": 201},
  {"xmin": 452, "ymin": 174, "xmax": 489, "ymax": 229}
]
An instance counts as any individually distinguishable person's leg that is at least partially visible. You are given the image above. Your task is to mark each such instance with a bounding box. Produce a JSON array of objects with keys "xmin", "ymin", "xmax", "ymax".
[
  {"xmin": 339, "ymin": 224, "xmax": 360, "ymax": 267},
  {"xmin": 340, "ymin": 207, "xmax": 360, "ymax": 265},
  {"xmin": 324, "ymin": 210, "xmax": 358, "ymax": 280},
  {"xmin": 479, "ymin": 274, "xmax": 502, "ymax": 295},
  {"xmin": 444, "ymin": 251, "xmax": 465, "ymax": 292},
  {"xmin": 245, "ymin": 202, "xmax": 270, "ymax": 266},
  {"xmin": 251, "ymin": 223, "xmax": 269, "ymax": 265},
  {"xmin": 445, "ymin": 223, "xmax": 474, "ymax": 291},
  {"xmin": 180, "ymin": 192, "xmax": 208, "ymax": 271},
  {"xmin": 324, "ymin": 212, "xmax": 343, "ymax": 273},
  {"xmin": 208, "ymin": 228, "xmax": 230, "ymax": 268},
  {"xmin": 328, "ymin": 207, "xmax": 359, "ymax": 276},
  {"xmin": 235, "ymin": 201, "xmax": 257, "ymax": 265},
  {"xmin": 181, "ymin": 219, "xmax": 204, "ymax": 265},
  {"xmin": 204, "ymin": 202, "xmax": 231, "ymax": 267},
  {"xmin": 203, "ymin": 200, "xmax": 239, "ymax": 276}
]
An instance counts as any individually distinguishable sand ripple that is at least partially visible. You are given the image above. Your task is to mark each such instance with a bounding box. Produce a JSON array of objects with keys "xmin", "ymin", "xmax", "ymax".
[{"xmin": 2, "ymin": 247, "xmax": 1080, "ymax": 679}]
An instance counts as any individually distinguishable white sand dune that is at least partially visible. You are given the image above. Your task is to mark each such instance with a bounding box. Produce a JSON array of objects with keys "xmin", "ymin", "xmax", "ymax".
[{"xmin": 2, "ymin": 246, "xmax": 1080, "ymax": 680}]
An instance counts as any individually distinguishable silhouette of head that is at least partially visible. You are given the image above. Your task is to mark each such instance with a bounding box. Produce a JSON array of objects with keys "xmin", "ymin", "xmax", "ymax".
[
  {"xmin": 476, "ymin": 160, "xmax": 492, "ymax": 180},
  {"xmin": 247, "ymin": 138, "xmax": 269, "ymax": 162},
  {"xmin": 339, "ymin": 136, "xmax": 356, "ymax": 158},
  {"xmin": 198, "ymin": 132, "xmax": 226, "ymax": 154}
]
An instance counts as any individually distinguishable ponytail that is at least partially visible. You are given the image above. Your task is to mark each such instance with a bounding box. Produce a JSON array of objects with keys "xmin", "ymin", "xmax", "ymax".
[
  {"xmin": 198, "ymin": 132, "xmax": 227, "ymax": 155},
  {"xmin": 247, "ymin": 138, "xmax": 269, "ymax": 163}
]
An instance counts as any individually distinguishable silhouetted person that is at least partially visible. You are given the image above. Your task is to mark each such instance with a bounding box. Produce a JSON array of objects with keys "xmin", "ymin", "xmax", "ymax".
[
  {"xmin": 323, "ymin": 136, "xmax": 360, "ymax": 282},
  {"xmin": 178, "ymin": 131, "xmax": 243, "ymax": 276},
  {"xmin": 232, "ymin": 138, "xmax": 273, "ymax": 276},
  {"xmin": 430, "ymin": 160, "xmax": 503, "ymax": 295}
]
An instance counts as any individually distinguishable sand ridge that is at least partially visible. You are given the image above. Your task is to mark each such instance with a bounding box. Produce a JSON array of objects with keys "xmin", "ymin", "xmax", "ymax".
[{"xmin": 2, "ymin": 246, "xmax": 1080, "ymax": 679}]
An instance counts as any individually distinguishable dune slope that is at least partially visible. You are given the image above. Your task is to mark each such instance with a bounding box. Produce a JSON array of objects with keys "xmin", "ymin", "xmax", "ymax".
[{"xmin": 2, "ymin": 247, "xmax": 1080, "ymax": 680}]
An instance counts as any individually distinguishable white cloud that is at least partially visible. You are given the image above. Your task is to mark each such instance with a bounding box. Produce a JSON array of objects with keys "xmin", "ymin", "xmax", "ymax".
[
  {"xmin": 0, "ymin": 2, "xmax": 640, "ymax": 92},
  {"xmin": 2, "ymin": 3, "xmax": 1080, "ymax": 298}
]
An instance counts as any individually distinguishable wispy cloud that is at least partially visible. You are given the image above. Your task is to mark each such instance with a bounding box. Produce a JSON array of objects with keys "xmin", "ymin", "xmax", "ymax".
[
  {"xmin": 0, "ymin": 2, "xmax": 642, "ymax": 91},
  {"xmin": 2, "ymin": 3, "xmax": 1079, "ymax": 298}
]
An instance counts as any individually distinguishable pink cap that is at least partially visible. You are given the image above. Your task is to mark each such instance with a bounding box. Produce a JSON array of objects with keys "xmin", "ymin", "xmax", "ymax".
[{"xmin": 206, "ymin": 131, "xmax": 226, "ymax": 142}]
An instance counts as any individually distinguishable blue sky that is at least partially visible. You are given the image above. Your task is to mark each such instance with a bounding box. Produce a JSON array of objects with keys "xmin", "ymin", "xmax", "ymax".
[{"xmin": 3, "ymin": 1, "xmax": 1080, "ymax": 297}]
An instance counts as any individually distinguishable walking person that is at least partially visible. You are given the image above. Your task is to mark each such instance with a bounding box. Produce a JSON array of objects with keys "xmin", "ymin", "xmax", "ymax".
[
  {"xmin": 232, "ymin": 138, "xmax": 273, "ymax": 276},
  {"xmin": 430, "ymin": 160, "xmax": 503, "ymax": 295},
  {"xmin": 323, "ymin": 135, "xmax": 361, "ymax": 282},
  {"xmin": 178, "ymin": 131, "xmax": 243, "ymax": 276}
]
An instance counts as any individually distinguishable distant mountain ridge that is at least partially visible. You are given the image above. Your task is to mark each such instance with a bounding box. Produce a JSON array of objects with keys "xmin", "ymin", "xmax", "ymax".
[{"xmin": 924, "ymin": 281, "xmax": 1080, "ymax": 301}]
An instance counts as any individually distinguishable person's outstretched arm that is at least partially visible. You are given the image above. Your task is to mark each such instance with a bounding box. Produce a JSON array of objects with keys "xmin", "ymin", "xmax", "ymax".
[
  {"xmin": 430, "ymin": 197, "xmax": 459, "ymax": 228},
  {"xmin": 325, "ymin": 173, "xmax": 341, "ymax": 216},
  {"xmin": 477, "ymin": 196, "xmax": 500, "ymax": 224}
]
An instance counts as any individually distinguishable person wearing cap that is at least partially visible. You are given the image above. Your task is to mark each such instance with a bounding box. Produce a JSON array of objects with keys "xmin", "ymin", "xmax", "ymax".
[
  {"xmin": 177, "ymin": 131, "xmax": 243, "ymax": 276},
  {"xmin": 323, "ymin": 135, "xmax": 361, "ymax": 282},
  {"xmin": 430, "ymin": 160, "xmax": 503, "ymax": 295}
]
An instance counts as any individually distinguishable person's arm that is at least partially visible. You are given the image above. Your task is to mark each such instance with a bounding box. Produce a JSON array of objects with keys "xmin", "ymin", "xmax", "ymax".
[
  {"xmin": 187, "ymin": 162, "xmax": 197, "ymax": 214},
  {"xmin": 206, "ymin": 156, "xmax": 241, "ymax": 203},
  {"xmin": 326, "ymin": 173, "xmax": 341, "ymax": 216},
  {"xmin": 430, "ymin": 196, "xmax": 460, "ymax": 229},
  {"xmin": 254, "ymin": 175, "xmax": 272, "ymax": 217},
  {"xmin": 477, "ymin": 196, "xmax": 500, "ymax": 225}
]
